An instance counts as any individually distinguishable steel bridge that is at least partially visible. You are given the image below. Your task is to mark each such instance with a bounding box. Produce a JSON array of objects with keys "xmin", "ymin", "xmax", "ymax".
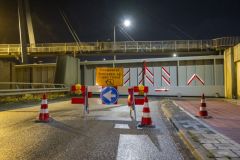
[{"xmin": 0, "ymin": 37, "xmax": 239, "ymax": 58}]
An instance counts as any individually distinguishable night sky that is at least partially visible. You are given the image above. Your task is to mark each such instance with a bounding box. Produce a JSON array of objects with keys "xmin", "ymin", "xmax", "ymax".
[{"xmin": 0, "ymin": 0, "xmax": 240, "ymax": 43}]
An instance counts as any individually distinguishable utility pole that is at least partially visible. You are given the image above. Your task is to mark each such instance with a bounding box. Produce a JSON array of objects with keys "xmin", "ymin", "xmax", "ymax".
[
  {"xmin": 25, "ymin": 0, "xmax": 35, "ymax": 47},
  {"xmin": 113, "ymin": 25, "xmax": 116, "ymax": 68},
  {"xmin": 18, "ymin": 0, "xmax": 28, "ymax": 64}
]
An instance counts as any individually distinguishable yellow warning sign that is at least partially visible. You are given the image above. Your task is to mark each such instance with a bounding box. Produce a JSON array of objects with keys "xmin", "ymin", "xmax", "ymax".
[{"xmin": 96, "ymin": 67, "xmax": 123, "ymax": 86}]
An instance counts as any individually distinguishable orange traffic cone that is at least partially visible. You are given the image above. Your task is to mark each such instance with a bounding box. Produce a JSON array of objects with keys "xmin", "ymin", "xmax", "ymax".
[
  {"xmin": 137, "ymin": 96, "xmax": 155, "ymax": 128},
  {"xmin": 197, "ymin": 94, "xmax": 211, "ymax": 118},
  {"xmin": 36, "ymin": 94, "xmax": 51, "ymax": 122}
]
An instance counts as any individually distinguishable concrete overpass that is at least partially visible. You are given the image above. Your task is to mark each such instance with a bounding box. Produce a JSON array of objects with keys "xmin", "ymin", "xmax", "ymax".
[{"xmin": 0, "ymin": 37, "xmax": 239, "ymax": 59}]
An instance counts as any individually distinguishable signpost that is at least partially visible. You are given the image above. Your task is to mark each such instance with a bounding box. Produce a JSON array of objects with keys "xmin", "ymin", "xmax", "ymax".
[
  {"xmin": 100, "ymin": 87, "xmax": 119, "ymax": 105},
  {"xmin": 96, "ymin": 67, "xmax": 123, "ymax": 86}
]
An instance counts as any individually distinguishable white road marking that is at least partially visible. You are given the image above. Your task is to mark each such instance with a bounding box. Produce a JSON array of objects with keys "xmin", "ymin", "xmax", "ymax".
[
  {"xmin": 116, "ymin": 134, "xmax": 161, "ymax": 160},
  {"xmin": 114, "ymin": 124, "xmax": 130, "ymax": 129}
]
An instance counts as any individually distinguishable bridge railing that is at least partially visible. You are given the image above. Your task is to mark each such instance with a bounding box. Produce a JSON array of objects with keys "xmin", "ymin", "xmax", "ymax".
[
  {"xmin": 0, "ymin": 44, "xmax": 20, "ymax": 56},
  {"xmin": 0, "ymin": 37, "xmax": 239, "ymax": 56},
  {"xmin": 0, "ymin": 82, "xmax": 69, "ymax": 96},
  {"xmin": 212, "ymin": 37, "xmax": 240, "ymax": 49}
]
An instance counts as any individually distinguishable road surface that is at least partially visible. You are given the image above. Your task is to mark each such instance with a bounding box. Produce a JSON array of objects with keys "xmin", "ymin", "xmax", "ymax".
[{"xmin": 0, "ymin": 98, "xmax": 194, "ymax": 160}]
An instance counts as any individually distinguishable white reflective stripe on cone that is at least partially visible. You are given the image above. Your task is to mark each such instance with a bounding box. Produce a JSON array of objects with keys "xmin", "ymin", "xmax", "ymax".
[
  {"xmin": 201, "ymin": 99, "xmax": 205, "ymax": 103},
  {"xmin": 42, "ymin": 99, "xmax": 48, "ymax": 104},
  {"xmin": 44, "ymin": 109, "xmax": 48, "ymax": 113},
  {"xmin": 142, "ymin": 113, "xmax": 151, "ymax": 118},
  {"xmin": 40, "ymin": 109, "xmax": 45, "ymax": 113},
  {"xmin": 40, "ymin": 109, "xmax": 48, "ymax": 113},
  {"xmin": 200, "ymin": 107, "xmax": 206, "ymax": 111}
]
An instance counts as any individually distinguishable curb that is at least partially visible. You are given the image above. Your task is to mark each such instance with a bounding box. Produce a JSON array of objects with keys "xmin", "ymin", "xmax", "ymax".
[{"xmin": 161, "ymin": 102, "xmax": 214, "ymax": 160}]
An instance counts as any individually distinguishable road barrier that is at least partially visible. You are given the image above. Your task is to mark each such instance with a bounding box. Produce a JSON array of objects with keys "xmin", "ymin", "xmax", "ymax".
[
  {"xmin": 70, "ymin": 84, "xmax": 149, "ymax": 121},
  {"xmin": 133, "ymin": 86, "xmax": 149, "ymax": 105}
]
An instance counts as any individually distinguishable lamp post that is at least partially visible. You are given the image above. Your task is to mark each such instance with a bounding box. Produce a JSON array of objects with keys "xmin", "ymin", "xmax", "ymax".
[{"xmin": 113, "ymin": 19, "xmax": 131, "ymax": 67}]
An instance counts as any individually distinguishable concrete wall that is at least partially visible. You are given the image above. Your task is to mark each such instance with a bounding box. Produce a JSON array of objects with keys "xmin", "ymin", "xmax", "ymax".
[
  {"xmin": 81, "ymin": 56, "xmax": 224, "ymax": 97},
  {"xmin": 14, "ymin": 64, "xmax": 56, "ymax": 88},
  {"xmin": 0, "ymin": 61, "xmax": 15, "ymax": 89},
  {"xmin": 0, "ymin": 62, "xmax": 56, "ymax": 89}
]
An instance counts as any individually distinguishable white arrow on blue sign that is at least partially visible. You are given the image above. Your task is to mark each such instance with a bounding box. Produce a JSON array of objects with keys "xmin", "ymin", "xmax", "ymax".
[{"xmin": 100, "ymin": 87, "xmax": 119, "ymax": 105}]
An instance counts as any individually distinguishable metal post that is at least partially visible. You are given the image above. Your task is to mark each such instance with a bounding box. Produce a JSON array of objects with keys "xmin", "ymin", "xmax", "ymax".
[
  {"xmin": 132, "ymin": 90, "xmax": 137, "ymax": 122},
  {"xmin": 85, "ymin": 86, "xmax": 89, "ymax": 115},
  {"xmin": 175, "ymin": 41, "xmax": 177, "ymax": 51},
  {"xmin": 8, "ymin": 45, "xmax": 10, "ymax": 54},
  {"xmin": 83, "ymin": 64, "xmax": 87, "ymax": 85},
  {"xmin": 177, "ymin": 60, "xmax": 179, "ymax": 86},
  {"xmin": 113, "ymin": 55, "xmax": 116, "ymax": 68},
  {"xmin": 161, "ymin": 41, "xmax": 164, "ymax": 52},
  {"xmin": 113, "ymin": 25, "xmax": 116, "ymax": 68},
  {"xmin": 24, "ymin": 0, "xmax": 35, "ymax": 47},
  {"xmin": 124, "ymin": 42, "xmax": 126, "ymax": 52},
  {"xmin": 143, "ymin": 61, "xmax": 146, "ymax": 86},
  {"xmin": 18, "ymin": 0, "xmax": 28, "ymax": 64},
  {"xmin": 113, "ymin": 25, "xmax": 116, "ymax": 47},
  {"xmin": 213, "ymin": 58, "xmax": 216, "ymax": 86},
  {"xmin": 137, "ymin": 42, "xmax": 138, "ymax": 52},
  {"xmin": 149, "ymin": 42, "xmax": 152, "ymax": 52}
]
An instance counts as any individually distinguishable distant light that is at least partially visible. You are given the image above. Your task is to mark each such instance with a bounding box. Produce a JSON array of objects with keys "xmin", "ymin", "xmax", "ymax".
[
  {"xmin": 38, "ymin": 61, "xmax": 43, "ymax": 63},
  {"xmin": 123, "ymin": 19, "xmax": 131, "ymax": 27},
  {"xmin": 173, "ymin": 53, "xmax": 177, "ymax": 57},
  {"xmin": 103, "ymin": 58, "xmax": 106, "ymax": 61},
  {"xmin": 33, "ymin": 56, "xmax": 38, "ymax": 59}
]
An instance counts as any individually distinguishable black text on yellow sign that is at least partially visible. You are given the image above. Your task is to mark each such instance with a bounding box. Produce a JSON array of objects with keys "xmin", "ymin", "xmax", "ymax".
[{"xmin": 96, "ymin": 67, "xmax": 123, "ymax": 86}]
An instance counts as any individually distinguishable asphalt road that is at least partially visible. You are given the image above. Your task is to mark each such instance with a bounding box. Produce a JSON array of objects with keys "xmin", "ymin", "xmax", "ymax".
[{"xmin": 0, "ymin": 98, "xmax": 194, "ymax": 160}]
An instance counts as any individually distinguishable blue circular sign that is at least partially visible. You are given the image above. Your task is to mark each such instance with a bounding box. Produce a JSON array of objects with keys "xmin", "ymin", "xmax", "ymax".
[{"xmin": 100, "ymin": 87, "xmax": 119, "ymax": 105}]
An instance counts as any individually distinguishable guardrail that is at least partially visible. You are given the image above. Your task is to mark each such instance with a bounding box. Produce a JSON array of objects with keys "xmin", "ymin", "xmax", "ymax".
[
  {"xmin": 0, "ymin": 82, "xmax": 69, "ymax": 96},
  {"xmin": 0, "ymin": 37, "xmax": 239, "ymax": 57}
]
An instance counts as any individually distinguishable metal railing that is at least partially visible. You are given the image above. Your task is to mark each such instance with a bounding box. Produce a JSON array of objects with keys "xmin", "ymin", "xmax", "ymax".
[
  {"xmin": 0, "ymin": 82, "xmax": 69, "ymax": 96},
  {"xmin": 0, "ymin": 37, "xmax": 239, "ymax": 57}
]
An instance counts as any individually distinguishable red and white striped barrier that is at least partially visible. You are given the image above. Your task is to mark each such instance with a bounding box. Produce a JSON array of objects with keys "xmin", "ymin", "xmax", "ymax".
[
  {"xmin": 187, "ymin": 74, "xmax": 205, "ymax": 85},
  {"xmin": 71, "ymin": 85, "xmax": 130, "ymax": 105},
  {"xmin": 145, "ymin": 66, "xmax": 154, "ymax": 86},
  {"xmin": 123, "ymin": 68, "xmax": 130, "ymax": 86},
  {"xmin": 154, "ymin": 88, "xmax": 169, "ymax": 92},
  {"xmin": 71, "ymin": 84, "xmax": 92, "ymax": 104},
  {"xmin": 161, "ymin": 67, "xmax": 170, "ymax": 86},
  {"xmin": 133, "ymin": 86, "xmax": 149, "ymax": 105},
  {"xmin": 138, "ymin": 68, "xmax": 144, "ymax": 85}
]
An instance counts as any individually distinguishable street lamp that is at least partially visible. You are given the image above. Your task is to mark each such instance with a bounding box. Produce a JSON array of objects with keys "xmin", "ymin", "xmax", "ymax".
[
  {"xmin": 113, "ymin": 19, "xmax": 131, "ymax": 67},
  {"xmin": 114, "ymin": 19, "xmax": 131, "ymax": 46}
]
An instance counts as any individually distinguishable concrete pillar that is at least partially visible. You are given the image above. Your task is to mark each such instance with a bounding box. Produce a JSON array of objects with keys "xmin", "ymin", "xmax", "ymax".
[
  {"xmin": 54, "ymin": 56, "xmax": 80, "ymax": 85},
  {"xmin": 224, "ymin": 48, "xmax": 237, "ymax": 99}
]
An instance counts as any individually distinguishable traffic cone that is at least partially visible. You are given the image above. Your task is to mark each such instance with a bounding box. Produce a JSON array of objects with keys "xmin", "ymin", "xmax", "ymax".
[
  {"xmin": 36, "ymin": 94, "xmax": 51, "ymax": 122},
  {"xmin": 197, "ymin": 94, "xmax": 211, "ymax": 118},
  {"xmin": 137, "ymin": 96, "xmax": 155, "ymax": 128}
]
